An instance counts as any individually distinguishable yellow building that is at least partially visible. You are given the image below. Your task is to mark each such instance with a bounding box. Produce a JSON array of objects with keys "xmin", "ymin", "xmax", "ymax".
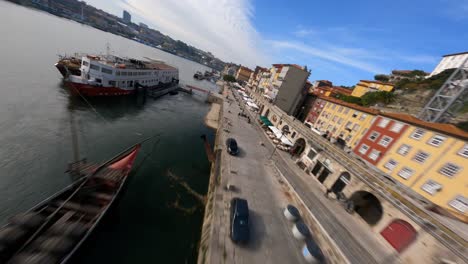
[
  {"xmin": 376, "ymin": 112, "xmax": 468, "ymax": 219},
  {"xmin": 314, "ymin": 97, "xmax": 379, "ymax": 149},
  {"xmin": 235, "ymin": 66, "xmax": 253, "ymax": 83},
  {"xmin": 351, "ymin": 80, "xmax": 394, "ymax": 97}
]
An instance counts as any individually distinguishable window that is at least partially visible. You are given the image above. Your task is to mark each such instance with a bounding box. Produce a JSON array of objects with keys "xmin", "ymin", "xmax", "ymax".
[
  {"xmin": 82, "ymin": 61, "xmax": 89, "ymax": 66},
  {"xmin": 358, "ymin": 144, "xmax": 369, "ymax": 154},
  {"xmin": 108, "ymin": 80, "xmax": 116, "ymax": 86},
  {"xmin": 338, "ymin": 118, "xmax": 343, "ymax": 125},
  {"xmin": 352, "ymin": 111, "xmax": 359, "ymax": 118},
  {"xmin": 345, "ymin": 121, "xmax": 353, "ymax": 129},
  {"xmin": 448, "ymin": 195, "xmax": 467, "ymax": 213},
  {"xmin": 458, "ymin": 144, "xmax": 468, "ymax": 158},
  {"xmin": 398, "ymin": 167, "xmax": 414, "ymax": 179},
  {"xmin": 411, "ymin": 128, "xmax": 426, "ymax": 140},
  {"xmin": 368, "ymin": 131, "xmax": 380, "ymax": 141},
  {"xmin": 344, "ymin": 108, "xmax": 350, "ymax": 114},
  {"xmin": 384, "ymin": 159, "xmax": 398, "ymax": 170},
  {"xmin": 101, "ymin": 68, "xmax": 113, "ymax": 74},
  {"xmin": 359, "ymin": 114, "xmax": 368, "ymax": 121},
  {"xmin": 378, "ymin": 118, "xmax": 390, "ymax": 128},
  {"xmin": 116, "ymin": 71, "xmax": 121, "ymax": 76},
  {"xmin": 352, "ymin": 124, "xmax": 360, "ymax": 131},
  {"xmin": 439, "ymin": 163, "xmax": 461, "ymax": 178},
  {"xmin": 412, "ymin": 151, "xmax": 430, "ymax": 163},
  {"xmin": 397, "ymin": 144, "xmax": 411, "ymax": 156},
  {"xmin": 379, "ymin": 136, "xmax": 393, "ymax": 147},
  {"xmin": 338, "ymin": 106, "xmax": 343, "ymax": 113},
  {"xmin": 427, "ymin": 135, "xmax": 446, "ymax": 147},
  {"xmin": 390, "ymin": 122, "xmax": 404, "ymax": 133},
  {"xmin": 307, "ymin": 149, "xmax": 318, "ymax": 160},
  {"xmin": 332, "ymin": 104, "xmax": 336, "ymax": 110},
  {"xmin": 368, "ymin": 150, "xmax": 380, "ymax": 161},
  {"xmin": 89, "ymin": 64, "xmax": 100, "ymax": 71},
  {"xmin": 421, "ymin": 180, "xmax": 442, "ymax": 195},
  {"xmin": 332, "ymin": 116, "xmax": 338, "ymax": 122}
]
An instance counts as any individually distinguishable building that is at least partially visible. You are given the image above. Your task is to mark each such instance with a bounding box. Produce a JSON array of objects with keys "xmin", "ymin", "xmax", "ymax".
[
  {"xmin": 247, "ymin": 66, "xmax": 268, "ymax": 87},
  {"xmin": 314, "ymin": 97, "xmax": 379, "ymax": 149},
  {"xmin": 429, "ymin": 51, "xmax": 468, "ymax": 77},
  {"xmin": 351, "ymin": 80, "xmax": 394, "ymax": 97},
  {"xmin": 270, "ymin": 64, "xmax": 310, "ymax": 115},
  {"xmin": 375, "ymin": 112, "xmax": 468, "ymax": 218},
  {"xmin": 222, "ymin": 63, "xmax": 239, "ymax": 77},
  {"xmin": 354, "ymin": 115, "xmax": 410, "ymax": 166},
  {"xmin": 235, "ymin": 66, "xmax": 253, "ymax": 83},
  {"xmin": 123, "ymin": 10, "xmax": 131, "ymax": 23},
  {"xmin": 139, "ymin": 22, "xmax": 148, "ymax": 28},
  {"xmin": 304, "ymin": 97, "xmax": 328, "ymax": 125}
]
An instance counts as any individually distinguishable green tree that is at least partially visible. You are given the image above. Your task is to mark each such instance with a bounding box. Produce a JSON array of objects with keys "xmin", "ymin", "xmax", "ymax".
[
  {"xmin": 223, "ymin": 75, "xmax": 236, "ymax": 82},
  {"xmin": 374, "ymin": 74, "xmax": 389, "ymax": 82}
]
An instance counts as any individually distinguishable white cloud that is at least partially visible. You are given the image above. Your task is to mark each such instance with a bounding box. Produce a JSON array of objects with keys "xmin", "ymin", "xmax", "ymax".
[
  {"xmin": 269, "ymin": 40, "xmax": 387, "ymax": 74},
  {"xmin": 293, "ymin": 29, "xmax": 316, "ymax": 37},
  {"xmin": 116, "ymin": 0, "xmax": 268, "ymax": 68}
]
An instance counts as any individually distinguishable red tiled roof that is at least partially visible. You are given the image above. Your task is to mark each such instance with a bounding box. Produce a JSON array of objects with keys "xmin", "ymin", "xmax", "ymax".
[
  {"xmin": 318, "ymin": 97, "xmax": 468, "ymax": 139},
  {"xmin": 380, "ymin": 112, "xmax": 468, "ymax": 140},
  {"xmin": 359, "ymin": 80, "xmax": 394, "ymax": 86},
  {"xmin": 318, "ymin": 96, "xmax": 380, "ymax": 115}
]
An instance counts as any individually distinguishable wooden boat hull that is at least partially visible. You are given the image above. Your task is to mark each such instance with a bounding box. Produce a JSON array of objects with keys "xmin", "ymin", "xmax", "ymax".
[{"xmin": 0, "ymin": 144, "xmax": 141, "ymax": 264}]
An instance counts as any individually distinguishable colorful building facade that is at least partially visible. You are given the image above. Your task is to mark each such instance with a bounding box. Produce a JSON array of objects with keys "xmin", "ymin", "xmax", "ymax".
[
  {"xmin": 314, "ymin": 97, "xmax": 378, "ymax": 149},
  {"xmin": 235, "ymin": 66, "xmax": 253, "ymax": 83},
  {"xmin": 354, "ymin": 115, "xmax": 410, "ymax": 165},
  {"xmin": 351, "ymin": 80, "xmax": 394, "ymax": 97},
  {"xmin": 376, "ymin": 113, "xmax": 468, "ymax": 217}
]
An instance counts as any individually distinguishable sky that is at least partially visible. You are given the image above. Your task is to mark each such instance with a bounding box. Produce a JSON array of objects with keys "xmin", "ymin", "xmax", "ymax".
[{"xmin": 85, "ymin": 0, "xmax": 468, "ymax": 85}]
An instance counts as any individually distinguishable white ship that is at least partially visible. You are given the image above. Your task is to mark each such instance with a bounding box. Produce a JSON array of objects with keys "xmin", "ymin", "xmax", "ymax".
[{"xmin": 55, "ymin": 54, "xmax": 179, "ymax": 96}]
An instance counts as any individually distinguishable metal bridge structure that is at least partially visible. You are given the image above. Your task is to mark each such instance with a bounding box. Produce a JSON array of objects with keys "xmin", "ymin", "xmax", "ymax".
[{"xmin": 419, "ymin": 57, "xmax": 468, "ymax": 123}]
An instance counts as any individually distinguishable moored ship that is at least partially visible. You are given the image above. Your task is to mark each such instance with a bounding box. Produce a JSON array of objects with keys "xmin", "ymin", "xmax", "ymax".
[{"xmin": 55, "ymin": 54, "xmax": 179, "ymax": 96}]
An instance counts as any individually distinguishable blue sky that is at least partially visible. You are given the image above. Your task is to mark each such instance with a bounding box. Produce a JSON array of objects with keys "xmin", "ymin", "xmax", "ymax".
[{"xmin": 86, "ymin": 0, "xmax": 468, "ymax": 85}]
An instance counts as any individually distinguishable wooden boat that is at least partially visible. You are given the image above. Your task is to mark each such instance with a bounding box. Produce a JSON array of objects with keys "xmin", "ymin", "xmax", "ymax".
[{"xmin": 0, "ymin": 144, "xmax": 141, "ymax": 264}]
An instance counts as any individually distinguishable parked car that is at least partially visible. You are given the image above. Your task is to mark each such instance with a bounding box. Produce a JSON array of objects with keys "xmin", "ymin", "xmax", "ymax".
[
  {"xmin": 230, "ymin": 197, "xmax": 250, "ymax": 243},
  {"xmin": 226, "ymin": 138, "xmax": 239, "ymax": 155}
]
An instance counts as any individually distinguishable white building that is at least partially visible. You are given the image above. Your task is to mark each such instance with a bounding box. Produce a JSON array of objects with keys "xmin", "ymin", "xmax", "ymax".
[{"xmin": 429, "ymin": 51, "xmax": 468, "ymax": 77}]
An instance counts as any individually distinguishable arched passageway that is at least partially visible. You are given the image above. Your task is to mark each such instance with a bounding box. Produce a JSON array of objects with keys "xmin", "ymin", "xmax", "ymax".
[
  {"xmin": 331, "ymin": 172, "xmax": 351, "ymax": 194},
  {"xmin": 349, "ymin": 191, "xmax": 383, "ymax": 226},
  {"xmin": 291, "ymin": 138, "xmax": 306, "ymax": 157},
  {"xmin": 380, "ymin": 219, "xmax": 417, "ymax": 253}
]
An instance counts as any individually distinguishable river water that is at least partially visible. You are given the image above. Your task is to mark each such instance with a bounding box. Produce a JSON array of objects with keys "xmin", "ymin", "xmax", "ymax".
[{"xmin": 0, "ymin": 1, "xmax": 216, "ymax": 263}]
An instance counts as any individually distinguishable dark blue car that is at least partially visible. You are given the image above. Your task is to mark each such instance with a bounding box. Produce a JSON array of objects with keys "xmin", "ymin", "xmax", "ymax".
[
  {"xmin": 230, "ymin": 198, "xmax": 249, "ymax": 243},
  {"xmin": 226, "ymin": 138, "xmax": 239, "ymax": 155}
]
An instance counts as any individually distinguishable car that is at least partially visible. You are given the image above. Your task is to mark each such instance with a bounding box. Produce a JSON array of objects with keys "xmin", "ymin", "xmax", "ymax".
[
  {"xmin": 226, "ymin": 138, "xmax": 239, "ymax": 155},
  {"xmin": 230, "ymin": 197, "xmax": 249, "ymax": 244}
]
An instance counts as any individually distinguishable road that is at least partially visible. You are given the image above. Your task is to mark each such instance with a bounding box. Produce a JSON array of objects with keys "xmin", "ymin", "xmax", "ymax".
[
  {"xmin": 233, "ymin": 88, "xmax": 398, "ymax": 264},
  {"xmin": 208, "ymin": 87, "xmax": 307, "ymax": 263}
]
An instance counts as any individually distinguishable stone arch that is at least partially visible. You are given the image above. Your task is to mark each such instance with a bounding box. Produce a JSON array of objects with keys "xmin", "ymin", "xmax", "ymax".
[
  {"xmin": 291, "ymin": 131, "xmax": 297, "ymax": 139},
  {"xmin": 380, "ymin": 219, "xmax": 417, "ymax": 253},
  {"xmin": 292, "ymin": 138, "xmax": 307, "ymax": 157},
  {"xmin": 331, "ymin": 172, "xmax": 351, "ymax": 194},
  {"xmin": 349, "ymin": 191, "xmax": 383, "ymax": 226},
  {"xmin": 281, "ymin": 125, "xmax": 290, "ymax": 135}
]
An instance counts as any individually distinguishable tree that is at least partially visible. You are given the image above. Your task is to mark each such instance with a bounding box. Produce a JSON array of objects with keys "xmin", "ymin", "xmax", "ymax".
[
  {"xmin": 223, "ymin": 75, "xmax": 236, "ymax": 82},
  {"xmin": 374, "ymin": 74, "xmax": 389, "ymax": 82}
]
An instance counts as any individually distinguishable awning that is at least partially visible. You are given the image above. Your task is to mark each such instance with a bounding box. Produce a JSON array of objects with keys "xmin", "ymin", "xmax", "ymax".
[
  {"xmin": 247, "ymin": 101, "xmax": 259, "ymax": 109},
  {"xmin": 268, "ymin": 126, "xmax": 293, "ymax": 146},
  {"xmin": 260, "ymin": 116, "xmax": 273, "ymax": 126}
]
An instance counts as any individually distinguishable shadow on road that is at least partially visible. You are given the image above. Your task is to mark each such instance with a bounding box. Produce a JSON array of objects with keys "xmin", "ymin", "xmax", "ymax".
[{"xmin": 244, "ymin": 210, "xmax": 266, "ymax": 251}]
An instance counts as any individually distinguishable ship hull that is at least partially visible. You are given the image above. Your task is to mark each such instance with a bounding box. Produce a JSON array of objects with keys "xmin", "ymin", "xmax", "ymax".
[{"xmin": 65, "ymin": 81, "xmax": 135, "ymax": 96}]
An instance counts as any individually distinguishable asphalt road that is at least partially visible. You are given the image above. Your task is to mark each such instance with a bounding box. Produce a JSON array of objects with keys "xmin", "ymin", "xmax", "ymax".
[{"xmin": 210, "ymin": 88, "xmax": 308, "ymax": 264}]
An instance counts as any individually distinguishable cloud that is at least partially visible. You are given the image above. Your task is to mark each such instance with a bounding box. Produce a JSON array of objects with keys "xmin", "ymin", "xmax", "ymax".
[
  {"xmin": 117, "ymin": 0, "xmax": 268, "ymax": 67},
  {"xmin": 293, "ymin": 29, "xmax": 316, "ymax": 37},
  {"xmin": 269, "ymin": 40, "xmax": 387, "ymax": 74}
]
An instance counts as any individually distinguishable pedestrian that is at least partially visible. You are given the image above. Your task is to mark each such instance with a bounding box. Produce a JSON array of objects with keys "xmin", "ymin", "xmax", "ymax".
[{"xmin": 324, "ymin": 188, "xmax": 332, "ymax": 198}]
